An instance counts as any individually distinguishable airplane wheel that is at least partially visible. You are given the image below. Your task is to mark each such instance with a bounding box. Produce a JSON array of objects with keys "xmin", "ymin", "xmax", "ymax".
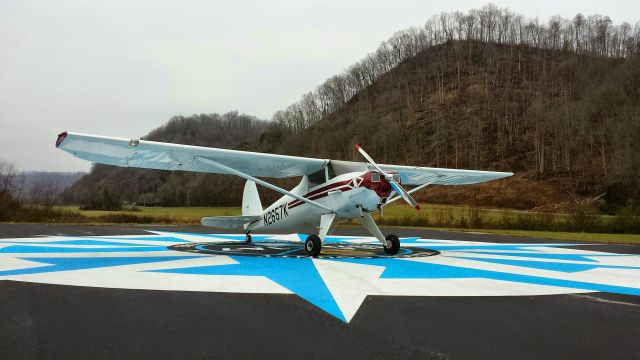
[
  {"xmin": 305, "ymin": 235, "xmax": 322, "ymax": 257},
  {"xmin": 245, "ymin": 234, "xmax": 252, "ymax": 244},
  {"xmin": 384, "ymin": 234, "xmax": 400, "ymax": 255}
]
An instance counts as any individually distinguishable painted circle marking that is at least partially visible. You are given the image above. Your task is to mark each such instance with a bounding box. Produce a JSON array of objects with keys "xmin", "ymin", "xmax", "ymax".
[{"xmin": 168, "ymin": 241, "xmax": 440, "ymax": 259}]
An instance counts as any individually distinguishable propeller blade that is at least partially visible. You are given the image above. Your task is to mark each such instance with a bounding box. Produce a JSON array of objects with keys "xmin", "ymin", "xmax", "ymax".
[
  {"xmin": 355, "ymin": 144, "xmax": 386, "ymax": 174},
  {"xmin": 389, "ymin": 180, "xmax": 420, "ymax": 210},
  {"xmin": 355, "ymin": 144, "xmax": 420, "ymax": 210}
]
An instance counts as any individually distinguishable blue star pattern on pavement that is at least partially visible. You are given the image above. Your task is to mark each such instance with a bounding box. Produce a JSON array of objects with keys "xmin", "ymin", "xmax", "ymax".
[
  {"xmin": 151, "ymin": 256, "xmax": 346, "ymax": 321},
  {"xmin": 1, "ymin": 231, "xmax": 639, "ymax": 323}
]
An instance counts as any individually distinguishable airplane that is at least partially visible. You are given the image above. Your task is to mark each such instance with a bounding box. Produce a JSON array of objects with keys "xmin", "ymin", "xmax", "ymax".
[{"xmin": 55, "ymin": 131, "xmax": 513, "ymax": 257}]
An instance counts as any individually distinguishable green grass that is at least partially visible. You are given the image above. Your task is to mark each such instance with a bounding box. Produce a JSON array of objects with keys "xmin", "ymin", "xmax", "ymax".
[
  {"xmin": 58, "ymin": 203, "xmax": 580, "ymax": 219},
  {"xmin": 59, "ymin": 203, "xmax": 522, "ymax": 223},
  {"xmin": 465, "ymin": 229, "xmax": 640, "ymax": 244},
  {"xmin": 54, "ymin": 204, "xmax": 640, "ymax": 244},
  {"xmin": 374, "ymin": 203, "xmax": 531, "ymax": 221},
  {"xmin": 58, "ymin": 205, "xmax": 241, "ymax": 219},
  {"xmin": 374, "ymin": 203, "xmax": 615, "ymax": 223}
]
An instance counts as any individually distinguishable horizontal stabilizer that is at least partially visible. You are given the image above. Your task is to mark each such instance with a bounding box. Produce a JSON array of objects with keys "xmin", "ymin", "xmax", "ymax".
[{"xmin": 201, "ymin": 215, "xmax": 260, "ymax": 229}]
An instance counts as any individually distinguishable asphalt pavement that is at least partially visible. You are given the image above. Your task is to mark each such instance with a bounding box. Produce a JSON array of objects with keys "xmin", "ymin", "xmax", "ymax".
[{"xmin": 0, "ymin": 224, "xmax": 639, "ymax": 360}]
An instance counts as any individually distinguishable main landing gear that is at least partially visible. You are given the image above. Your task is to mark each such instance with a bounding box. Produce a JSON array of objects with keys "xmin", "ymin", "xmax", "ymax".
[
  {"xmin": 358, "ymin": 212, "xmax": 401, "ymax": 255},
  {"xmin": 303, "ymin": 212, "xmax": 401, "ymax": 257},
  {"xmin": 383, "ymin": 234, "xmax": 400, "ymax": 254},
  {"xmin": 304, "ymin": 232, "xmax": 400, "ymax": 257},
  {"xmin": 305, "ymin": 234, "xmax": 322, "ymax": 257},
  {"xmin": 245, "ymin": 233, "xmax": 252, "ymax": 244},
  {"xmin": 304, "ymin": 213, "xmax": 335, "ymax": 257}
]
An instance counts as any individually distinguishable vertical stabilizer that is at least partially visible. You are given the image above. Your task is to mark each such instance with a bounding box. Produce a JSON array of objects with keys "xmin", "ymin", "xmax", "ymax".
[{"xmin": 242, "ymin": 181, "xmax": 263, "ymax": 216}]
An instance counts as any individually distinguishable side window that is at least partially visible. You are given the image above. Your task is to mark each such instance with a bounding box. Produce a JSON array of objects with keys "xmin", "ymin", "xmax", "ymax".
[
  {"xmin": 308, "ymin": 168, "xmax": 326, "ymax": 187},
  {"xmin": 371, "ymin": 172, "xmax": 380, "ymax": 182},
  {"xmin": 326, "ymin": 165, "xmax": 336, "ymax": 180},
  {"xmin": 392, "ymin": 173, "xmax": 401, "ymax": 183}
]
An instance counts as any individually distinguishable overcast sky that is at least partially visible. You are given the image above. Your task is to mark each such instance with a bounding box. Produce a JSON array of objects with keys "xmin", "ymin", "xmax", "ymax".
[{"xmin": 1, "ymin": 0, "xmax": 638, "ymax": 172}]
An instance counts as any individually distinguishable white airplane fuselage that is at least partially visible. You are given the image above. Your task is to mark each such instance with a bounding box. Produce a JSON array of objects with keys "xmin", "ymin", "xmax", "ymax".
[{"xmin": 250, "ymin": 171, "xmax": 392, "ymax": 231}]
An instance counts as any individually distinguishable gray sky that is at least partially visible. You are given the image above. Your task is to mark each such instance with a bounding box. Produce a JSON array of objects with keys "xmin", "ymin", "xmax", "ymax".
[{"xmin": 1, "ymin": 0, "xmax": 638, "ymax": 172}]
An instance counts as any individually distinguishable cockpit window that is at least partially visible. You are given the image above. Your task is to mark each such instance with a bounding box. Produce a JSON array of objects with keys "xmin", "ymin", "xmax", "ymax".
[
  {"xmin": 392, "ymin": 173, "xmax": 401, "ymax": 183},
  {"xmin": 326, "ymin": 165, "xmax": 336, "ymax": 180},
  {"xmin": 308, "ymin": 168, "xmax": 326, "ymax": 187},
  {"xmin": 370, "ymin": 172, "xmax": 380, "ymax": 182}
]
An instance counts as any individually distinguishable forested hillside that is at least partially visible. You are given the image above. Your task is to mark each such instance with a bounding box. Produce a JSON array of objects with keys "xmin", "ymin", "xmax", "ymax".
[
  {"xmin": 258, "ymin": 40, "xmax": 640, "ymax": 209},
  {"xmin": 258, "ymin": 5, "xmax": 640, "ymax": 210},
  {"xmin": 63, "ymin": 5, "xmax": 640, "ymax": 211}
]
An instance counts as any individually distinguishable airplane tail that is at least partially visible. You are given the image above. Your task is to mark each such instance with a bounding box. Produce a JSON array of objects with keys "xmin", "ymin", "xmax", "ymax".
[
  {"xmin": 201, "ymin": 181, "xmax": 263, "ymax": 229},
  {"xmin": 201, "ymin": 215, "xmax": 260, "ymax": 229},
  {"xmin": 242, "ymin": 180, "xmax": 263, "ymax": 216}
]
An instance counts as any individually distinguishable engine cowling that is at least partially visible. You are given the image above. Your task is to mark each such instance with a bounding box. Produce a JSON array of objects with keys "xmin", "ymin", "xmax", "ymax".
[{"xmin": 360, "ymin": 171, "xmax": 400, "ymax": 203}]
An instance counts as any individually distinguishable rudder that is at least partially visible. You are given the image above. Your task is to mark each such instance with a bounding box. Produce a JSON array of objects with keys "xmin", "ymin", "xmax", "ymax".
[{"xmin": 242, "ymin": 180, "xmax": 263, "ymax": 216}]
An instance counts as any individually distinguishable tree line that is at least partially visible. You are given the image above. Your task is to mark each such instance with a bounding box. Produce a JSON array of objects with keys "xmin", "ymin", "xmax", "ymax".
[
  {"xmin": 0, "ymin": 160, "xmax": 72, "ymax": 220},
  {"xmin": 272, "ymin": 4, "xmax": 640, "ymax": 133},
  {"xmin": 257, "ymin": 38, "xmax": 640, "ymax": 210}
]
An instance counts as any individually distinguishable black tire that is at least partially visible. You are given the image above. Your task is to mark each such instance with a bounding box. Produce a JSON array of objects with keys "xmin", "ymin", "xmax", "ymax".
[
  {"xmin": 245, "ymin": 234, "xmax": 252, "ymax": 244},
  {"xmin": 305, "ymin": 235, "xmax": 322, "ymax": 257},
  {"xmin": 384, "ymin": 234, "xmax": 400, "ymax": 255}
]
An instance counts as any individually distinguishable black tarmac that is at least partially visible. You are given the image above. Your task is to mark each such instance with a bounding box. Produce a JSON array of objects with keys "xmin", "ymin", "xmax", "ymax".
[{"xmin": 1, "ymin": 224, "xmax": 639, "ymax": 360}]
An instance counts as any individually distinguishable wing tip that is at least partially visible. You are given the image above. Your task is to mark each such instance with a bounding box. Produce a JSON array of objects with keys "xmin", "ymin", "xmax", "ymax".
[
  {"xmin": 55, "ymin": 131, "xmax": 68, "ymax": 148},
  {"xmin": 354, "ymin": 144, "xmax": 361, "ymax": 150}
]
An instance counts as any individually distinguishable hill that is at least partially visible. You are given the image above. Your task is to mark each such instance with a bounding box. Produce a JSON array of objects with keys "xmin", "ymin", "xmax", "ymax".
[
  {"xmin": 63, "ymin": 6, "xmax": 640, "ymax": 212},
  {"xmin": 258, "ymin": 40, "xmax": 640, "ymax": 210},
  {"xmin": 22, "ymin": 171, "xmax": 86, "ymax": 192},
  {"xmin": 21, "ymin": 171, "xmax": 86, "ymax": 205}
]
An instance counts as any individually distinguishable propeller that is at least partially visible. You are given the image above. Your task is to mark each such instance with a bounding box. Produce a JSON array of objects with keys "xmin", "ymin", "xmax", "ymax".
[{"xmin": 355, "ymin": 144, "xmax": 420, "ymax": 210}]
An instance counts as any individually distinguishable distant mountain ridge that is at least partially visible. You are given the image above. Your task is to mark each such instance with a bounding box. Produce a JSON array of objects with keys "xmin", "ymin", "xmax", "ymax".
[{"xmin": 22, "ymin": 171, "xmax": 86, "ymax": 192}]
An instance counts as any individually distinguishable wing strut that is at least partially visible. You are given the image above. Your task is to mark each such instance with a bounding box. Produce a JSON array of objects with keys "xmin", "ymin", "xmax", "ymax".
[
  {"xmin": 194, "ymin": 156, "xmax": 332, "ymax": 212},
  {"xmin": 383, "ymin": 176, "xmax": 444, "ymax": 206}
]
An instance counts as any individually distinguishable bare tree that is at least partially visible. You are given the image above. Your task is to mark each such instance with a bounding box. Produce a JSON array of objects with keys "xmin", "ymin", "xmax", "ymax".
[
  {"xmin": 0, "ymin": 160, "xmax": 23, "ymax": 220},
  {"xmin": 0, "ymin": 160, "xmax": 22, "ymax": 199},
  {"xmin": 29, "ymin": 180, "xmax": 62, "ymax": 206}
]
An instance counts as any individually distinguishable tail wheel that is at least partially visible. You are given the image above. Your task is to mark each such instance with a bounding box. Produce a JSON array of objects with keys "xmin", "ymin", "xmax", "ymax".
[
  {"xmin": 305, "ymin": 234, "xmax": 322, "ymax": 257},
  {"xmin": 384, "ymin": 234, "xmax": 400, "ymax": 255},
  {"xmin": 245, "ymin": 234, "xmax": 252, "ymax": 244}
]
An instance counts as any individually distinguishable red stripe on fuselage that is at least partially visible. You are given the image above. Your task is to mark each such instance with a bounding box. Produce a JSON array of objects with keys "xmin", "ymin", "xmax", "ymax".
[
  {"xmin": 288, "ymin": 171, "xmax": 395, "ymax": 210},
  {"xmin": 288, "ymin": 180, "xmax": 351, "ymax": 209}
]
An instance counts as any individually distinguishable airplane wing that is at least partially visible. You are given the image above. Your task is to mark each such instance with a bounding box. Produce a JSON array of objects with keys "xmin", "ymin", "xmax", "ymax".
[
  {"xmin": 56, "ymin": 131, "xmax": 511, "ymax": 185},
  {"xmin": 375, "ymin": 164, "xmax": 513, "ymax": 186},
  {"xmin": 56, "ymin": 132, "xmax": 328, "ymax": 178}
]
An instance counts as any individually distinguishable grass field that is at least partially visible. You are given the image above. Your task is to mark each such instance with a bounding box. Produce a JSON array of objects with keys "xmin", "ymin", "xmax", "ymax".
[
  {"xmin": 470, "ymin": 229, "xmax": 640, "ymax": 244},
  {"xmin": 54, "ymin": 204, "xmax": 640, "ymax": 244},
  {"xmin": 58, "ymin": 205, "xmax": 241, "ymax": 219},
  {"xmin": 58, "ymin": 203, "xmax": 544, "ymax": 221},
  {"xmin": 58, "ymin": 203, "xmax": 541, "ymax": 224}
]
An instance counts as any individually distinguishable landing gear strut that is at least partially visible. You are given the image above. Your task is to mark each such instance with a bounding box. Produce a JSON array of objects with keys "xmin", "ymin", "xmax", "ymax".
[
  {"xmin": 303, "ymin": 213, "xmax": 334, "ymax": 257},
  {"xmin": 245, "ymin": 233, "xmax": 252, "ymax": 244},
  {"xmin": 305, "ymin": 234, "xmax": 322, "ymax": 257},
  {"xmin": 358, "ymin": 213, "xmax": 402, "ymax": 255}
]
